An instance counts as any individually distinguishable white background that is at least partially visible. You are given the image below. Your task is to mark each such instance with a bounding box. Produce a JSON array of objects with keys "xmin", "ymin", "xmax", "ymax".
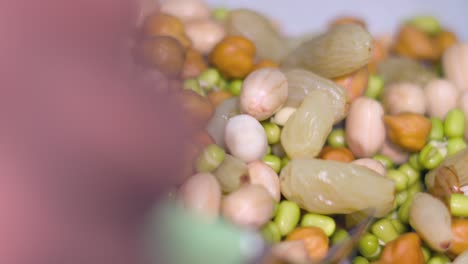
[{"xmin": 206, "ymin": 0, "xmax": 468, "ymax": 40}]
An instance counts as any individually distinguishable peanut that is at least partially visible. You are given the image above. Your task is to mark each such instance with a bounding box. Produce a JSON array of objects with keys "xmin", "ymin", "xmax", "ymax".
[
  {"xmin": 185, "ymin": 19, "xmax": 226, "ymax": 54},
  {"xmin": 139, "ymin": 36, "xmax": 186, "ymax": 77},
  {"xmin": 393, "ymin": 25, "xmax": 440, "ymax": 61}
]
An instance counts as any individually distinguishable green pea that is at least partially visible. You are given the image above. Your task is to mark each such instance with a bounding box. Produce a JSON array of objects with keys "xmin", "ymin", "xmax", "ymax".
[
  {"xmin": 198, "ymin": 68, "xmax": 221, "ymax": 91},
  {"xmin": 274, "ymin": 201, "xmax": 301, "ymax": 236},
  {"xmin": 281, "ymin": 157, "xmax": 290, "ymax": 169},
  {"xmin": 398, "ymin": 163, "xmax": 421, "ymax": 186},
  {"xmin": 419, "ymin": 142, "xmax": 446, "ymax": 170},
  {"xmin": 390, "ymin": 218, "xmax": 408, "ymax": 234},
  {"xmin": 266, "ymin": 145, "xmax": 272, "ymax": 155},
  {"xmin": 327, "ymin": 128, "xmax": 346, "ymax": 148},
  {"xmin": 447, "ymin": 137, "xmax": 467, "ymax": 156},
  {"xmin": 331, "ymin": 228, "xmax": 349, "ymax": 245},
  {"xmin": 183, "ymin": 78, "xmax": 205, "ymax": 96},
  {"xmin": 427, "ymin": 254, "xmax": 451, "ymax": 264},
  {"xmin": 195, "ymin": 144, "xmax": 226, "ymax": 173},
  {"xmin": 262, "ymin": 122, "xmax": 281, "ymax": 145},
  {"xmin": 263, "ymin": 154, "xmax": 282, "ymax": 174},
  {"xmin": 228, "ymin": 79, "xmax": 243, "ymax": 96},
  {"xmin": 212, "ymin": 7, "xmax": 229, "ymax": 22},
  {"xmin": 352, "ymin": 256, "xmax": 369, "ymax": 264},
  {"xmin": 217, "ymin": 76, "xmax": 228, "ymax": 90},
  {"xmin": 395, "ymin": 190, "xmax": 408, "ymax": 206},
  {"xmin": 450, "ymin": 193, "xmax": 468, "ymax": 217},
  {"xmin": 301, "ymin": 213, "xmax": 336, "ymax": 237},
  {"xmin": 386, "ymin": 169, "xmax": 409, "ymax": 192},
  {"xmin": 429, "ymin": 117, "xmax": 445, "ymax": 141},
  {"xmin": 371, "ymin": 218, "xmax": 399, "ymax": 243},
  {"xmin": 398, "ymin": 197, "xmax": 413, "ymax": 223},
  {"xmin": 409, "ymin": 153, "xmax": 424, "ymax": 171},
  {"xmin": 422, "ymin": 246, "xmax": 431, "ymax": 262},
  {"xmin": 358, "ymin": 233, "xmax": 381, "ymax": 259},
  {"xmin": 407, "ymin": 15, "xmax": 442, "ymax": 36},
  {"xmin": 365, "ymin": 74, "xmax": 385, "ymax": 99},
  {"xmin": 260, "ymin": 221, "xmax": 281, "ymax": 243},
  {"xmin": 373, "ymin": 155, "xmax": 394, "ymax": 169},
  {"xmin": 444, "ymin": 108, "xmax": 465, "ymax": 138}
]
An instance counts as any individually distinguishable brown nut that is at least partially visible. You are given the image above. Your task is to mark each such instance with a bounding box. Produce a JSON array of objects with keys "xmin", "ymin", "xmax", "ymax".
[
  {"xmin": 185, "ymin": 19, "xmax": 226, "ymax": 54},
  {"xmin": 333, "ymin": 67, "xmax": 369, "ymax": 102},
  {"xmin": 209, "ymin": 36, "xmax": 256, "ymax": 79},
  {"xmin": 139, "ymin": 36, "xmax": 186, "ymax": 77},
  {"xmin": 182, "ymin": 48, "xmax": 207, "ymax": 79},
  {"xmin": 377, "ymin": 233, "xmax": 425, "ymax": 264},
  {"xmin": 177, "ymin": 89, "xmax": 214, "ymax": 129},
  {"xmin": 393, "ymin": 25, "xmax": 440, "ymax": 61},
  {"xmin": 286, "ymin": 227, "xmax": 329, "ymax": 262},
  {"xmin": 384, "ymin": 113, "xmax": 432, "ymax": 152},
  {"xmin": 142, "ymin": 13, "xmax": 192, "ymax": 48},
  {"xmin": 450, "ymin": 218, "xmax": 468, "ymax": 256}
]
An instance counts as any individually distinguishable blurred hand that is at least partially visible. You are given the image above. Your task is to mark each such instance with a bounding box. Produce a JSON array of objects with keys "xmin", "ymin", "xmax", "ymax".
[{"xmin": 0, "ymin": 1, "xmax": 192, "ymax": 264}]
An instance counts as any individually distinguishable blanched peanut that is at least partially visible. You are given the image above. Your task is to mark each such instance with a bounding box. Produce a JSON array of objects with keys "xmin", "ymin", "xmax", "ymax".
[
  {"xmin": 442, "ymin": 43, "xmax": 468, "ymax": 92},
  {"xmin": 346, "ymin": 97, "xmax": 386, "ymax": 158},
  {"xmin": 185, "ymin": 19, "xmax": 225, "ymax": 54},
  {"xmin": 159, "ymin": 0, "xmax": 210, "ymax": 22},
  {"xmin": 382, "ymin": 82, "xmax": 426, "ymax": 115},
  {"xmin": 247, "ymin": 161, "xmax": 281, "ymax": 202},
  {"xmin": 272, "ymin": 107, "xmax": 297, "ymax": 126},
  {"xmin": 222, "ymin": 184, "xmax": 275, "ymax": 229},
  {"xmin": 380, "ymin": 139, "xmax": 409, "ymax": 165},
  {"xmin": 424, "ymin": 79, "xmax": 459, "ymax": 119},
  {"xmin": 179, "ymin": 172, "xmax": 221, "ymax": 220},
  {"xmin": 352, "ymin": 158, "xmax": 386, "ymax": 176},
  {"xmin": 224, "ymin": 114, "xmax": 268, "ymax": 163},
  {"xmin": 240, "ymin": 68, "xmax": 289, "ymax": 121},
  {"xmin": 409, "ymin": 193, "xmax": 453, "ymax": 252}
]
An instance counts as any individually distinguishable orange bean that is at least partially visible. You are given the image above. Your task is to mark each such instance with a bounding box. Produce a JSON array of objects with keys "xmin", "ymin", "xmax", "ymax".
[{"xmin": 450, "ymin": 218, "xmax": 468, "ymax": 256}]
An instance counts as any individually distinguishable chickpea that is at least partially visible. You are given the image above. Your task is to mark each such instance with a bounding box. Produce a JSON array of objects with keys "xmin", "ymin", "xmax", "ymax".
[
  {"xmin": 393, "ymin": 25, "xmax": 440, "ymax": 61},
  {"xmin": 138, "ymin": 36, "xmax": 186, "ymax": 77},
  {"xmin": 346, "ymin": 97, "xmax": 386, "ymax": 158},
  {"xmin": 382, "ymin": 82, "xmax": 426, "ymax": 115},
  {"xmin": 424, "ymin": 79, "xmax": 459, "ymax": 119},
  {"xmin": 222, "ymin": 185, "xmax": 275, "ymax": 229},
  {"xmin": 142, "ymin": 13, "xmax": 192, "ymax": 49},
  {"xmin": 209, "ymin": 36, "xmax": 256, "ymax": 79},
  {"xmin": 179, "ymin": 172, "xmax": 221, "ymax": 220},
  {"xmin": 240, "ymin": 68, "xmax": 289, "ymax": 121},
  {"xmin": 185, "ymin": 19, "xmax": 226, "ymax": 54},
  {"xmin": 224, "ymin": 114, "xmax": 268, "ymax": 163}
]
